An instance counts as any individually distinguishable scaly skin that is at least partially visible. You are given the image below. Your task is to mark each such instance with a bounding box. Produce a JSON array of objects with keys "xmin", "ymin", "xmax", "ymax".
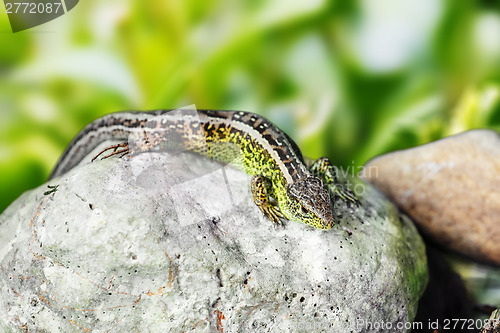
[{"xmin": 50, "ymin": 109, "xmax": 358, "ymax": 229}]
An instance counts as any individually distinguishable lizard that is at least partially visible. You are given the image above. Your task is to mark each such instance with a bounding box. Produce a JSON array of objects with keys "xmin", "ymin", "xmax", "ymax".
[{"xmin": 49, "ymin": 109, "xmax": 359, "ymax": 230}]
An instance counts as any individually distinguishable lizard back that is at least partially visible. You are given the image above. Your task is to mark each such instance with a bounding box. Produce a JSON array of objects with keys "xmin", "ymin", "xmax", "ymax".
[{"xmin": 50, "ymin": 109, "xmax": 309, "ymax": 187}]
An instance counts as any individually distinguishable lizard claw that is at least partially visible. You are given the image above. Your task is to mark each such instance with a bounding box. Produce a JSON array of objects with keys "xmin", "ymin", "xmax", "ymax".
[
  {"xmin": 92, "ymin": 142, "xmax": 130, "ymax": 162},
  {"xmin": 261, "ymin": 204, "xmax": 286, "ymax": 227},
  {"xmin": 332, "ymin": 184, "xmax": 360, "ymax": 207}
]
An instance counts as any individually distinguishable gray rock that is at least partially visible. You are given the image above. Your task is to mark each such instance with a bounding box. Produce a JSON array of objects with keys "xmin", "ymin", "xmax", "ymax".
[{"xmin": 0, "ymin": 151, "xmax": 427, "ymax": 332}]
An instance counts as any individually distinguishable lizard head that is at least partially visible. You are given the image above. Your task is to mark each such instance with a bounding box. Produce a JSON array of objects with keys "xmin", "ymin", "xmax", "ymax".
[{"xmin": 285, "ymin": 177, "xmax": 334, "ymax": 229}]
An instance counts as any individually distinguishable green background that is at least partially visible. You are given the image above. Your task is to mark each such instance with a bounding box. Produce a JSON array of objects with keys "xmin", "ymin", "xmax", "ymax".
[{"xmin": 1, "ymin": 0, "xmax": 500, "ymax": 213}]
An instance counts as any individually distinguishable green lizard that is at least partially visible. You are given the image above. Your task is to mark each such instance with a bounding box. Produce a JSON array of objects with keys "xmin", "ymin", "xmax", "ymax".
[{"xmin": 50, "ymin": 109, "xmax": 358, "ymax": 230}]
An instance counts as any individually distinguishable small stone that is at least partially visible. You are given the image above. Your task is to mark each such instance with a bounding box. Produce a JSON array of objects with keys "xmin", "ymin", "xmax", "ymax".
[
  {"xmin": 0, "ymin": 151, "xmax": 427, "ymax": 332},
  {"xmin": 363, "ymin": 130, "xmax": 500, "ymax": 266},
  {"xmin": 481, "ymin": 309, "xmax": 500, "ymax": 333}
]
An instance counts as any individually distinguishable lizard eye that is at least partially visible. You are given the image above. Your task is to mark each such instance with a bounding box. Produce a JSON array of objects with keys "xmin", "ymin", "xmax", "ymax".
[{"xmin": 301, "ymin": 206, "xmax": 308, "ymax": 214}]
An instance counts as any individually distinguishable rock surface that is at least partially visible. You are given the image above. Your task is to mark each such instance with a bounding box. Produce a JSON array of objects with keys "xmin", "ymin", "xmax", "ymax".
[
  {"xmin": 0, "ymin": 151, "xmax": 427, "ymax": 332},
  {"xmin": 363, "ymin": 130, "xmax": 500, "ymax": 266}
]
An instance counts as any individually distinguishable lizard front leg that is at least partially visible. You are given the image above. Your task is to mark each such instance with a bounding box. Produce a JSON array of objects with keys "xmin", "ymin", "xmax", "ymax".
[
  {"xmin": 310, "ymin": 157, "xmax": 359, "ymax": 206},
  {"xmin": 251, "ymin": 175, "xmax": 285, "ymax": 226}
]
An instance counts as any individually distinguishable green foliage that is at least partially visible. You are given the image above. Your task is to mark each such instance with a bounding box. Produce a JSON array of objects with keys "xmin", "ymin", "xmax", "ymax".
[{"xmin": 1, "ymin": 0, "xmax": 500, "ymax": 212}]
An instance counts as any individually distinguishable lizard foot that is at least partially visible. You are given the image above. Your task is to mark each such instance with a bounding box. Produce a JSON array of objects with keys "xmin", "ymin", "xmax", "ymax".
[
  {"xmin": 261, "ymin": 204, "xmax": 286, "ymax": 227},
  {"xmin": 251, "ymin": 175, "xmax": 286, "ymax": 227},
  {"xmin": 92, "ymin": 142, "xmax": 130, "ymax": 162},
  {"xmin": 310, "ymin": 157, "xmax": 360, "ymax": 207}
]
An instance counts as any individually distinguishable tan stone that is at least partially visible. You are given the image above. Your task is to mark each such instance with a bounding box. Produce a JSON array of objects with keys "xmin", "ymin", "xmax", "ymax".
[{"xmin": 363, "ymin": 130, "xmax": 500, "ymax": 266}]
